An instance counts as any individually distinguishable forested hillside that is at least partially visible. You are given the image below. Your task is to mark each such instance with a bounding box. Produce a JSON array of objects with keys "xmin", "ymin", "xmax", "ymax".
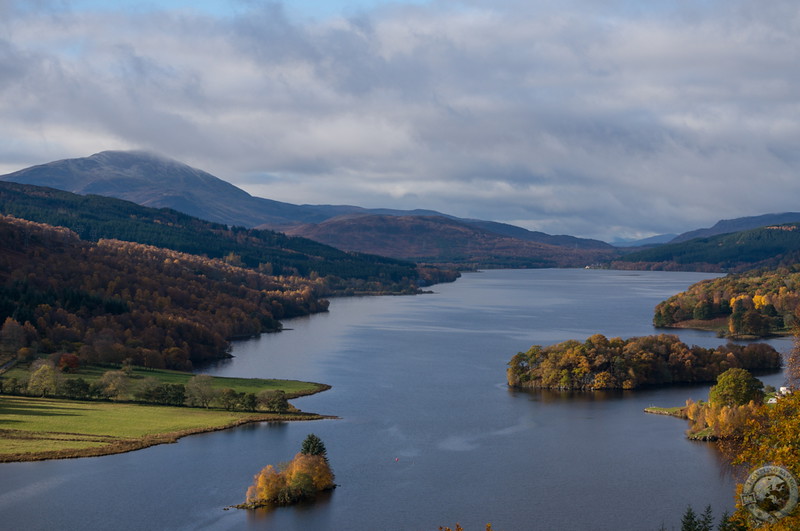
[
  {"xmin": 654, "ymin": 265, "xmax": 800, "ymax": 337},
  {"xmin": 614, "ymin": 223, "xmax": 800, "ymax": 272},
  {"xmin": 285, "ymin": 214, "xmax": 619, "ymax": 268},
  {"xmin": 0, "ymin": 181, "xmax": 454, "ymax": 293},
  {"xmin": 0, "ymin": 216, "xmax": 329, "ymax": 370}
]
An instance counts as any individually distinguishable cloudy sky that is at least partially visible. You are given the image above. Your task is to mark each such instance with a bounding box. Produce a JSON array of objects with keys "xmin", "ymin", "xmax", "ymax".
[{"xmin": 1, "ymin": 0, "xmax": 798, "ymax": 241}]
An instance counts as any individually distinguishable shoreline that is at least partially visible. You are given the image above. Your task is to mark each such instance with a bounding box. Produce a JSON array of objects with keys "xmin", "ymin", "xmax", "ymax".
[
  {"xmin": 0, "ymin": 384, "xmax": 335, "ymax": 463},
  {"xmin": 658, "ymin": 317, "xmax": 792, "ymax": 339},
  {"xmin": 0, "ymin": 411, "xmax": 336, "ymax": 463}
]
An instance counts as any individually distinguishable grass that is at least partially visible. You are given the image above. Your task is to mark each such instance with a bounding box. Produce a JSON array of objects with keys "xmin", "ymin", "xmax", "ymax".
[
  {"xmin": 643, "ymin": 406, "xmax": 686, "ymax": 417},
  {"xmin": 0, "ymin": 395, "xmax": 328, "ymax": 462},
  {"xmin": 2, "ymin": 363, "xmax": 329, "ymax": 399}
]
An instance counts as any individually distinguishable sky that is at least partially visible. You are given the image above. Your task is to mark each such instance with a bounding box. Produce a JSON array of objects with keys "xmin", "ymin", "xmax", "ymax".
[{"xmin": 0, "ymin": 0, "xmax": 798, "ymax": 242}]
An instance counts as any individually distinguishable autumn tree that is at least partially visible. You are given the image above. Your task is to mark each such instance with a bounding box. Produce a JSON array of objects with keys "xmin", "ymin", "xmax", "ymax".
[
  {"xmin": 98, "ymin": 370, "xmax": 129, "ymax": 400},
  {"xmin": 184, "ymin": 375, "xmax": 216, "ymax": 408},
  {"xmin": 731, "ymin": 392, "xmax": 800, "ymax": 529},
  {"xmin": 786, "ymin": 333, "xmax": 800, "ymax": 389},
  {"xmin": 27, "ymin": 361, "xmax": 58, "ymax": 397},
  {"xmin": 245, "ymin": 464, "xmax": 286, "ymax": 505},
  {"xmin": 243, "ymin": 435, "xmax": 335, "ymax": 508}
]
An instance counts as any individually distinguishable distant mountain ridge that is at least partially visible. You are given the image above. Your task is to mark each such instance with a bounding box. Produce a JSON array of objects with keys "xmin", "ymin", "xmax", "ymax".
[
  {"xmin": 615, "ymin": 223, "xmax": 800, "ymax": 272},
  {"xmin": 0, "ymin": 151, "xmax": 615, "ymax": 268},
  {"xmin": 283, "ymin": 214, "xmax": 618, "ymax": 268},
  {"xmin": 612, "ymin": 234, "xmax": 678, "ymax": 247},
  {"xmin": 670, "ymin": 212, "xmax": 800, "ymax": 243}
]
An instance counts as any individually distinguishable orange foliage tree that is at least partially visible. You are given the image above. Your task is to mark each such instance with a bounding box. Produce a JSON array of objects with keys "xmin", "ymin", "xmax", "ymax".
[
  {"xmin": 244, "ymin": 434, "xmax": 335, "ymax": 508},
  {"xmin": 725, "ymin": 392, "xmax": 800, "ymax": 528}
]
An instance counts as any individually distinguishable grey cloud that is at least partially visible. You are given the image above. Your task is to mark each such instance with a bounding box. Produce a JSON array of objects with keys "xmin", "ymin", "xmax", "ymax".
[{"xmin": 0, "ymin": 0, "xmax": 799, "ymax": 241}]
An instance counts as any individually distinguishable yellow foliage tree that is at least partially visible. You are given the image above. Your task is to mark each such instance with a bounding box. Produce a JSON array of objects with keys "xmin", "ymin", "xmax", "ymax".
[
  {"xmin": 243, "ymin": 436, "xmax": 335, "ymax": 508},
  {"xmin": 286, "ymin": 453, "xmax": 335, "ymax": 492},
  {"xmin": 245, "ymin": 464, "xmax": 286, "ymax": 504},
  {"xmin": 730, "ymin": 392, "xmax": 800, "ymax": 528}
]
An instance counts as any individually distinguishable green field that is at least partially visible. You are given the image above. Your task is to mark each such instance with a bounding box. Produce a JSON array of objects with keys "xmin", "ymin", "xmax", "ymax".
[
  {"xmin": 0, "ymin": 395, "xmax": 326, "ymax": 461},
  {"xmin": 2, "ymin": 364, "xmax": 328, "ymax": 399}
]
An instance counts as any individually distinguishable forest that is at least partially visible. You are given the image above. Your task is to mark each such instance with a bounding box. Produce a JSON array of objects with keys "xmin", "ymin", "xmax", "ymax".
[
  {"xmin": 506, "ymin": 334, "xmax": 781, "ymax": 391},
  {"xmin": 0, "ymin": 215, "xmax": 330, "ymax": 370},
  {"xmin": 614, "ymin": 223, "xmax": 800, "ymax": 273},
  {"xmin": 0, "ymin": 181, "xmax": 458, "ymax": 293},
  {"xmin": 653, "ymin": 264, "xmax": 800, "ymax": 337}
]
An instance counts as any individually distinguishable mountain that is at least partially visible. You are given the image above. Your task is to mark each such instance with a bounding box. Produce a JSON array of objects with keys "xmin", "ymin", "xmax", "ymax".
[
  {"xmin": 461, "ymin": 219, "xmax": 611, "ymax": 250},
  {"xmin": 283, "ymin": 214, "xmax": 619, "ymax": 268},
  {"xmin": 1, "ymin": 151, "xmax": 615, "ymax": 268},
  {"xmin": 611, "ymin": 234, "xmax": 678, "ymax": 247},
  {"xmin": 614, "ymin": 223, "xmax": 800, "ymax": 272},
  {"xmin": 0, "ymin": 151, "xmax": 452, "ymax": 230},
  {"xmin": 0, "ymin": 150, "xmax": 342, "ymax": 228},
  {"xmin": 670, "ymin": 213, "xmax": 800, "ymax": 243}
]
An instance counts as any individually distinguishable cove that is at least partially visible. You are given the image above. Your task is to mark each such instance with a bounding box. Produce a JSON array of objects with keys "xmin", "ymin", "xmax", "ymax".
[{"xmin": 0, "ymin": 269, "xmax": 790, "ymax": 530}]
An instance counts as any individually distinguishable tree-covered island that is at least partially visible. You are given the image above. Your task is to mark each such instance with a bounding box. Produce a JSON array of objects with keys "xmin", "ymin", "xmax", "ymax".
[
  {"xmin": 507, "ymin": 334, "xmax": 781, "ymax": 391},
  {"xmin": 239, "ymin": 433, "xmax": 336, "ymax": 509}
]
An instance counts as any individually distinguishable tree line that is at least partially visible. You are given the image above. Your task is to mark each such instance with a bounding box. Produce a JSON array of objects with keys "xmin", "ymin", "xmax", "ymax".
[
  {"xmin": 0, "ymin": 216, "xmax": 328, "ymax": 370},
  {"xmin": 2, "ymin": 360, "xmax": 293, "ymax": 412},
  {"xmin": 615, "ymin": 223, "xmax": 800, "ymax": 272},
  {"xmin": 654, "ymin": 264, "xmax": 800, "ymax": 337},
  {"xmin": 507, "ymin": 334, "xmax": 781, "ymax": 391},
  {"xmin": 0, "ymin": 181, "xmax": 457, "ymax": 293}
]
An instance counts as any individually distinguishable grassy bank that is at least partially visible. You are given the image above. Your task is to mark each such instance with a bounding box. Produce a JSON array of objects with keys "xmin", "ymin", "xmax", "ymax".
[
  {"xmin": 0, "ymin": 395, "xmax": 330, "ymax": 462},
  {"xmin": 643, "ymin": 406, "xmax": 686, "ymax": 417},
  {"xmin": 2, "ymin": 364, "xmax": 329, "ymax": 399}
]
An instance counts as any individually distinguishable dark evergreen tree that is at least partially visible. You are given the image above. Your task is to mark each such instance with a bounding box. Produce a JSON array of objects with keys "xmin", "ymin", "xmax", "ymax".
[
  {"xmin": 681, "ymin": 505, "xmax": 699, "ymax": 531},
  {"xmin": 300, "ymin": 433, "xmax": 327, "ymax": 458},
  {"xmin": 698, "ymin": 505, "xmax": 713, "ymax": 531}
]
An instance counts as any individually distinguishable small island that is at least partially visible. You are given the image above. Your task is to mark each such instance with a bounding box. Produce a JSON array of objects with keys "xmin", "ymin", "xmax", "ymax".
[
  {"xmin": 507, "ymin": 333, "xmax": 781, "ymax": 391},
  {"xmin": 238, "ymin": 433, "xmax": 336, "ymax": 509}
]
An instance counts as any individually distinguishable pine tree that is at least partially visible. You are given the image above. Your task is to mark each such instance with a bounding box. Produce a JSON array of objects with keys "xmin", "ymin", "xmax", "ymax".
[
  {"xmin": 300, "ymin": 433, "xmax": 327, "ymax": 459},
  {"xmin": 681, "ymin": 505, "xmax": 699, "ymax": 531},
  {"xmin": 698, "ymin": 505, "xmax": 713, "ymax": 531}
]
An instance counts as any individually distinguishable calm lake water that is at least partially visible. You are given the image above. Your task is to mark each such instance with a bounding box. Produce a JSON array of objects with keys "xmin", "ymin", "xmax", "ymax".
[{"xmin": 0, "ymin": 269, "xmax": 790, "ymax": 530}]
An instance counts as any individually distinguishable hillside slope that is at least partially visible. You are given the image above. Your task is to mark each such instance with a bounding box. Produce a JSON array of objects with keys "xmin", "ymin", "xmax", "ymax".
[
  {"xmin": 285, "ymin": 214, "xmax": 619, "ymax": 268},
  {"xmin": 614, "ymin": 223, "xmax": 800, "ymax": 272},
  {"xmin": 2, "ymin": 151, "xmax": 616, "ymax": 267},
  {"xmin": 0, "ymin": 215, "xmax": 326, "ymax": 369},
  {"xmin": 0, "ymin": 181, "xmax": 443, "ymax": 293},
  {"xmin": 670, "ymin": 212, "xmax": 800, "ymax": 243}
]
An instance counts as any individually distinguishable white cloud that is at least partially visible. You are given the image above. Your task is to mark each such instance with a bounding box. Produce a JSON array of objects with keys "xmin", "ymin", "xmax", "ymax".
[{"xmin": 1, "ymin": 0, "xmax": 799, "ymax": 241}]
